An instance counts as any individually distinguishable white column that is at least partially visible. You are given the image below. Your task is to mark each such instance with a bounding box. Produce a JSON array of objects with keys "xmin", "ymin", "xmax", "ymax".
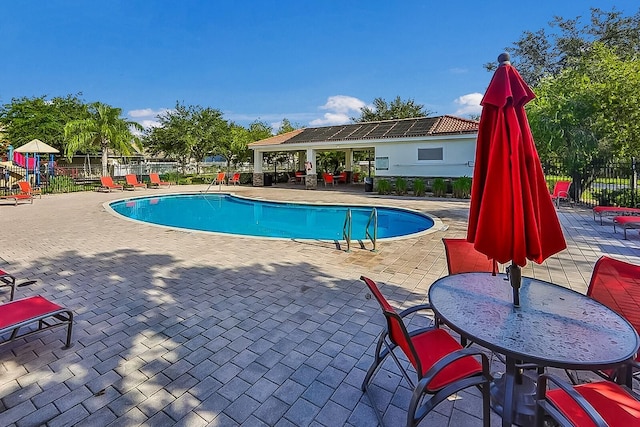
[
  {"xmin": 345, "ymin": 149, "xmax": 353, "ymax": 170},
  {"xmin": 253, "ymin": 150, "xmax": 263, "ymax": 173}
]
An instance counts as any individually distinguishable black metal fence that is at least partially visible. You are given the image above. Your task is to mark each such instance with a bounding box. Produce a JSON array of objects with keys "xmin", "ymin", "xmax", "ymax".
[
  {"xmin": 542, "ymin": 157, "xmax": 638, "ymax": 208},
  {"xmin": 3, "ymin": 156, "xmax": 639, "ymax": 207},
  {"xmin": 0, "ymin": 163, "xmax": 179, "ymax": 195}
]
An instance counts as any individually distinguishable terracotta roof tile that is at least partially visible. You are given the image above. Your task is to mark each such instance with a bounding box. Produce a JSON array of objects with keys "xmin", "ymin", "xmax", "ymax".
[{"xmin": 247, "ymin": 129, "xmax": 304, "ymax": 146}]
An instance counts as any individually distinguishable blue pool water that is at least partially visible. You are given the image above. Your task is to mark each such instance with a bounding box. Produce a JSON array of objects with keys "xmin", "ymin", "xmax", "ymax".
[{"xmin": 109, "ymin": 194, "xmax": 434, "ymax": 240}]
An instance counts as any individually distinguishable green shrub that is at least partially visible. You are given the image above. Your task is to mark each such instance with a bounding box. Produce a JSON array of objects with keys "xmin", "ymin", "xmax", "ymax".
[
  {"xmin": 395, "ymin": 177, "xmax": 408, "ymax": 195},
  {"xmin": 46, "ymin": 176, "xmax": 84, "ymax": 193},
  {"xmin": 376, "ymin": 179, "xmax": 392, "ymax": 195},
  {"xmin": 413, "ymin": 178, "xmax": 426, "ymax": 196},
  {"xmin": 452, "ymin": 176, "xmax": 472, "ymax": 198},
  {"xmin": 432, "ymin": 178, "xmax": 447, "ymax": 197}
]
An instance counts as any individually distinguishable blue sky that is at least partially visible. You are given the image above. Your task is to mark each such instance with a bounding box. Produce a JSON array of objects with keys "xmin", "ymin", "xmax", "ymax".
[{"xmin": 1, "ymin": 1, "xmax": 637, "ymax": 132}]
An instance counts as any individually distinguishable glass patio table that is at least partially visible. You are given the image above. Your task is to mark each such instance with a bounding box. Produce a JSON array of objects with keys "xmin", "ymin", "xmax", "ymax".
[{"xmin": 428, "ymin": 272, "xmax": 639, "ymax": 427}]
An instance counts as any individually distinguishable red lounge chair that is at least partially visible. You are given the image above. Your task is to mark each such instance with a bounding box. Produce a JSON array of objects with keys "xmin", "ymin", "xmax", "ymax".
[
  {"xmin": 550, "ymin": 180, "xmax": 571, "ymax": 207},
  {"xmin": 0, "ymin": 295, "xmax": 74, "ymax": 349},
  {"xmin": 294, "ymin": 171, "xmax": 305, "ymax": 184},
  {"xmin": 125, "ymin": 174, "xmax": 146, "ymax": 190},
  {"xmin": 213, "ymin": 172, "xmax": 226, "ymax": 185},
  {"xmin": 613, "ymin": 216, "xmax": 640, "ymax": 239},
  {"xmin": 0, "ymin": 193, "xmax": 32, "ymax": 205},
  {"xmin": 17, "ymin": 181, "xmax": 42, "ymax": 199},
  {"xmin": 228, "ymin": 173, "xmax": 240, "ymax": 186},
  {"xmin": 593, "ymin": 206, "xmax": 640, "ymax": 225},
  {"xmin": 360, "ymin": 276, "xmax": 491, "ymax": 427},
  {"xmin": 535, "ymin": 372, "xmax": 640, "ymax": 427},
  {"xmin": 322, "ymin": 173, "xmax": 334, "ymax": 187},
  {"xmin": 99, "ymin": 176, "xmax": 124, "ymax": 192},
  {"xmin": 149, "ymin": 173, "xmax": 171, "ymax": 188},
  {"xmin": 442, "ymin": 238, "xmax": 498, "ymax": 275},
  {"xmin": 352, "ymin": 172, "xmax": 360, "ymax": 183}
]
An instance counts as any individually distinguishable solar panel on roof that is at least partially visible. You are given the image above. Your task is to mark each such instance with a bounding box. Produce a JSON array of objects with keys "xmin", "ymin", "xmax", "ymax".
[
  {"xmin": 385, "ymin": 120, "xmax": 416, "ymax": 138},
  {"xmin": 326, "ymin": 126, "xmax": 354, "ymax": 140},
  {"xmin": 344, "ymin": 123, "xmax": 378, "ymax": 139},
  {"xmin": 405, "ymin": 119, "xmax": 436, "ymax": 135},
  {"xmin": 365, "ymin": 123, "xmax": 395, "ymax": 139}
]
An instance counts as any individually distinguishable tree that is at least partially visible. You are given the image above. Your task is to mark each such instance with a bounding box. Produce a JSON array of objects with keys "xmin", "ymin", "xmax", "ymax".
[
  {"xmin": 493, "ymin": 7, "xmax": 640, "ymax": 85},
  {"xmin": 64, "ymin": 102, "xmax": 143, "ymax": 176},
  {"xmin": 247, "ymin": 120, "xmax": 273, "ymax": 141},
  {"xmin": 352, "ymin": 96, "xmax": 433, "ymax": 122},
  {"xmin": 0, "ymin": 94, "xmax": 87, "ymax": 151},
  {"xmin": 144, "ymin": 103, "xmax": 193, "ymax": 172},
  {"xmin": 527, "ymin": 43, "xmax": 640, "ymax": 197},
  {"xmin": 276, "ymin": 118, "xmax": 299, "ymax": 135},
  {"xmin": 216, "ymin": 123, "xmax": 252, "ymax": 171},
  {"xmin": 144, "ymin": 103, "xmax": 227, "ymax": 174},
  {"xmin": 191, "ymin": 106, "xmax": 227, "ymax": 172}
]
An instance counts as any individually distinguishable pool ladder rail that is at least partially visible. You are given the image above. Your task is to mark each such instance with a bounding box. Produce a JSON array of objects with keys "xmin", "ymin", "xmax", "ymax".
[{"xmin": 342, "ymin": 208, "xmax": 378, "ymax": 252}]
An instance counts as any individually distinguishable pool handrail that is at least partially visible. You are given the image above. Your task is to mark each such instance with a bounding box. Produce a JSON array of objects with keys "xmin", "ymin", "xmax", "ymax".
[
  {"xmin": 366, "ymin": 208, "xmax": 378, "ymax": 252},
  {"xmin": 342, "ymin": 208, "xmax": 352, "ymax": 252}
]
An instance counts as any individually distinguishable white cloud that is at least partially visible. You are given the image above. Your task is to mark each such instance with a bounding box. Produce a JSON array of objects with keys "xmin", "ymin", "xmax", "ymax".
[
  {"xmin": 453, "ymin": 93, "xmax": 483, "ymax": 116},
  {"xmin": 139, "ymin": 119, "xmax": 161, "ymax": 128},
  {"xmin": 319, "ymin": 95, "xmax": 366, "ymax": 114},
  {"xmin": 307, "ymin": 95, "xmax": 367, "ymax": 126},
  {"xmin": 128, "ymin": 108, "xmax": 171, "ymax": 118},
  {"xmin": 310, "ymin": 113, "xmax": 351, "ymax": 126}
]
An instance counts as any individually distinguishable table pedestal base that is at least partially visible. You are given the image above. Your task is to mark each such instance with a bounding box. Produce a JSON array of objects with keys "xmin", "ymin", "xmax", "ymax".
[{"xmin": 490, "ymin": 372, "xmax": 537, "ymax": 426}]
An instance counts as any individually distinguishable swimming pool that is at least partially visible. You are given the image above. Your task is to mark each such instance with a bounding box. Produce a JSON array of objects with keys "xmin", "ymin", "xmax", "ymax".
[{"xmin": 108, "ymin": 194, "xmax": 435, "ymax": 240}]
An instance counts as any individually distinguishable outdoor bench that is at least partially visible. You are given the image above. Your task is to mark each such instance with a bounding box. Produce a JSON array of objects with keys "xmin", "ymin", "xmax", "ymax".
[
  {"xmin": 0, "ymin": 296, "xmax": 74, "ymax": 349},
  {"xmin": 613, "ymin": 216, "xmax": 640, "ymax": 240},
  {"xmin": 592, "ymin": 206, "xmax": 640, "ymax": 225}
]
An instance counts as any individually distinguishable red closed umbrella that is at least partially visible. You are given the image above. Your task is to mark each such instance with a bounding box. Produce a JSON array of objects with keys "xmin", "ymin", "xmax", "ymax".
[{"xmin": 467, "ymin": 53, "xmax": 567, "ymax": 306}]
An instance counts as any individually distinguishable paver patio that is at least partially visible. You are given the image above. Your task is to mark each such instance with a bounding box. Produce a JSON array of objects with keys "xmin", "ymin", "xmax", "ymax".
[{"xmin": 0, "ymin": 184, "xmax": 638, "ymax": 426}]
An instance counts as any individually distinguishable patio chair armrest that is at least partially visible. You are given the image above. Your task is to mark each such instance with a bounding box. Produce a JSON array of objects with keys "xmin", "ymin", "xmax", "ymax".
[
  {"xmin": 397, "ymin": 304, "xmax": 433, "ymax": 318},
  {"xmin": 421, "ymin": 347, "xmax": 492, "ymax": 387},
  {"xmin": 536, "ymin": 373, "xmax": 608, "ymax": 427}
]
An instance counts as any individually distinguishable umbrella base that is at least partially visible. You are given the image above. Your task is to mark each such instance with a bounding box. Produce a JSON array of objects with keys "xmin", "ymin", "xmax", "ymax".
[{"xmin": 490, "ymin": 371, "xmax": 536, "ymax": 426}]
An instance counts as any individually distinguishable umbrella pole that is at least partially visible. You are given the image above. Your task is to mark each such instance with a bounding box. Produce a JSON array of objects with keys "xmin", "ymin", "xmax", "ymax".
[{"xmin": 509, "ymin": 262, "xmax": 522, "ymax": 307}]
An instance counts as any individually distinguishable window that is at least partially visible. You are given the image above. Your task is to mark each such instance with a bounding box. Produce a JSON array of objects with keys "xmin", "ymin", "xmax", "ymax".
[
  {"xmin": 375, "ymin": 157, "xmax": 389, "ymax": 170},
  {"xmin": 418, "ymin": 147, "xmax": 443, "ymax": 161}
]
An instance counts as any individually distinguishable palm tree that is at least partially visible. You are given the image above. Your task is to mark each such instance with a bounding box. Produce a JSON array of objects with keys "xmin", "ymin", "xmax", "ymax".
[{"xmin": 64, "ymin": 102, "xmax": 143, "ymax": 176}]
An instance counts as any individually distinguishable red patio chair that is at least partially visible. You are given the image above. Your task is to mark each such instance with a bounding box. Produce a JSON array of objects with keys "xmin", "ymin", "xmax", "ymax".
[
  {"xmin": 149, "ymin": 173, "xmax": 171, "ymax": 188},
  {"xmin": 17, "ymin": 181, "xmax": 42, "ymax": 199},
  {"xmin": 582, "ymin": 256, "xmax": 640, "ymax": 382},
  {"xmin": 125, "ymin": 174, "xmax": 146, "ymax": 189},
  {"xmin": 228, "ymin": 173, "xmax": 240, "ymax": 186},
  {"xmin": 213, "ymin": 172, "xmax": 226, "ymax": 185},
  {"xmin": 337, "ymin": 171, "xmax": 347, "ymax": 183},
  {"xmin": 322, "ymin": 173, "xmax": 334, "ymax": 187},
  {"xmin": 550, "ymin": 180, "xmax": 571, "ymax": 207},
  {"xmin": 535, "ymin": 371, "xmax": 640, "ymax": 427},
  {"xmin": 99, "ymin": 176, "xmax": 124, "ymax": 192},
  {"xmin": 442, "ymin": 238, "xmax": 498, "ymax": 275},
  {"xmin": 360, "ymin": 276, "xmax": 491, "ymax": 427},
  {"xmin": 0, "ymin": 295, "xmax": 74, "ymax": 349}
]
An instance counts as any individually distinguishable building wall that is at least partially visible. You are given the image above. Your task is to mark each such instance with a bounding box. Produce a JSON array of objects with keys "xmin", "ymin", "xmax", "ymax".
[{"xmin": 373, "ymin": 136, "xmax": 476, "ymax": 178}]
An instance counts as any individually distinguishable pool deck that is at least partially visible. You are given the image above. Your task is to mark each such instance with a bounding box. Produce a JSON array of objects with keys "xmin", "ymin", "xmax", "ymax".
[{"xmin": 0, "ymin": 184, "xmax": 638, "ymax": 426}]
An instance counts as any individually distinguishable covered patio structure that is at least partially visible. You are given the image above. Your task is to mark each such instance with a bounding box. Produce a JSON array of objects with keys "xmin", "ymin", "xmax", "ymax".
[{"xmin": 248, "ymin": 116, "xmax": 479, "ymax": 189}]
